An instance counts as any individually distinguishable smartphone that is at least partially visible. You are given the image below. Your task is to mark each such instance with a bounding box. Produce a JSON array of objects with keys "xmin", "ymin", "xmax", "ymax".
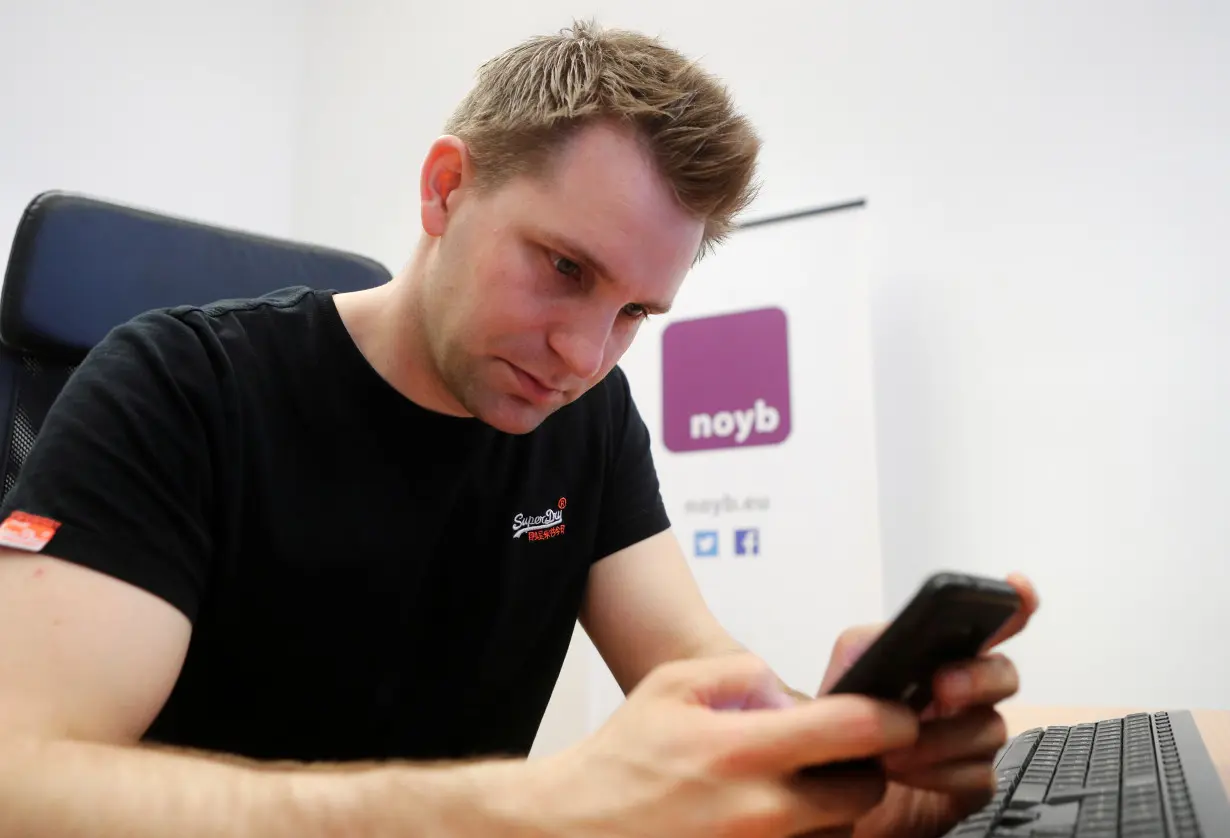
[
  {"xmin": 800, "ymin": 571, "xmax": 1021, "ymax": 776},
  {"xmin": 825, "ymin": 571, "xmax": 1022, "ymax": 708}
]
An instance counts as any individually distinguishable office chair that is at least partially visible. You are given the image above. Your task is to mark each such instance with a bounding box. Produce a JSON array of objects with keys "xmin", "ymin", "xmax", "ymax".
[{"xmin": 0, "ymin": 190, "xmax": 392, "ymax": 504}]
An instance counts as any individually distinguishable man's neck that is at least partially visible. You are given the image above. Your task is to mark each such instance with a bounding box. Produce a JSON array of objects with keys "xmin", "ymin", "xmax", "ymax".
[{"xmin": 332, "ymin": 276, "xmax": 470, "ymax": 418}]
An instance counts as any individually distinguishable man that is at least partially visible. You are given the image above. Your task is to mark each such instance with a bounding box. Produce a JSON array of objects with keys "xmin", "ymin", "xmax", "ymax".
[{"xmin": 0, "ymin": 20, "xmax": 1038, "ymax": 837}]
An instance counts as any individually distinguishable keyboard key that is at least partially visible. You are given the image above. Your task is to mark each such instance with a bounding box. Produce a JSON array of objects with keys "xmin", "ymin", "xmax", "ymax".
[
  {"xmin": 1046, "ymin": 785, "xmax": 1119, "ymax": 804},
  {"xmin": 995, "ymin": 730, "xmax": 1042, "ymax": 776},
  {"xmin": 995, "ymin": 808, "xmax": 1039, "ymax": 826},
  {"xmin": 1007, "ymin": 781, "xmax": 1050, "ymax": 808}
]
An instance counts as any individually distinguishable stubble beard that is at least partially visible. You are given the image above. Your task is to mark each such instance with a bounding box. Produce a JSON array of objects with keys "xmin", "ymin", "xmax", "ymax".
[{"xmin": 414, "ymin": 271, "xmax": 556, "ymax": 434}]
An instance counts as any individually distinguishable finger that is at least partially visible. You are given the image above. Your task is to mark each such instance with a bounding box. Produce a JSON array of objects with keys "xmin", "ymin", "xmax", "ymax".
[
  {"xmin": 883, "ymin": 707, "xmax": 1008, "ymax": 773},
  {"xmin": 885, "ymin": 759, "xmax": 997, "ymax": 802},
  {"xmin": 784, "ymin": 769, "xmax": 888, "ymax": 834},
  {"xmin": 933, "ymin": 654, "xmax": 1020, "ymax": 713},
  {"xmin": 983, "ymin": 573, "xmax": 1040, "ymax": 650},
  {"xmin": 724, "ymin": 774, "xmax": 880, "ymax": 838},
  {"xmin": 723, "ymin": 693, "xmax": 919, "ymax": 773},
  {"xmin": 817, "ymin": 623, "xmax": 884, "ymax": 694}
]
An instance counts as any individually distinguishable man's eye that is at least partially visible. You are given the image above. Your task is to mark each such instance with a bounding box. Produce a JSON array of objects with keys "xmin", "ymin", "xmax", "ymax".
[
  {"xmin": 622, "ymin": 303, "xmax": 649, "ymax": 319},
  {"xmin": 553, "ymin": 256, "xmax": 582, "ymax": 278}
]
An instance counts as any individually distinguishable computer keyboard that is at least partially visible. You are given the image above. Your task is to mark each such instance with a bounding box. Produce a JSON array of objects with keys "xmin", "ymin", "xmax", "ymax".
[{"xmin": 942, "ymin": 710, "xmax": 1229, "ymax": 837}]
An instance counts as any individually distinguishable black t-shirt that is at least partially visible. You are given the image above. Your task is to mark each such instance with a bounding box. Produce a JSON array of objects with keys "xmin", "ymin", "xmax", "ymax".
[{"xmin": 0, "ymin": 286, "xmax": 670, "ymax": 762}]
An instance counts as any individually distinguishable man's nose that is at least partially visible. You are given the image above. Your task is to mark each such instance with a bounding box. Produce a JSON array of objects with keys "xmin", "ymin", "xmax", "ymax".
[{"xmin": 548, "ymin": 310, "xmax": 615, "ymax": 381}]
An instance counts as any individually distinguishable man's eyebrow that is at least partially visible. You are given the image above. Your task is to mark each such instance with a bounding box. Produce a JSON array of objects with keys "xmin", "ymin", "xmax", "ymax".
[{"xmin": 542, "ymin": 232, "xmax": 673, "ymax": 314}]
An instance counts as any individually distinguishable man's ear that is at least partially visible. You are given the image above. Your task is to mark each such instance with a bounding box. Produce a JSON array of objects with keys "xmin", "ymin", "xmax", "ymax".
[{"xmin": 420, "ymin": 135, "xmax": 470, "ymax": 237}]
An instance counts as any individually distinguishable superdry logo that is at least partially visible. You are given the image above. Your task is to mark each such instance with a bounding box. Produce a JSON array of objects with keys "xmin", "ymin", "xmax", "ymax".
[{"xmin": 512, "ymin": 497, "xmax": 568, "ymax": 541}]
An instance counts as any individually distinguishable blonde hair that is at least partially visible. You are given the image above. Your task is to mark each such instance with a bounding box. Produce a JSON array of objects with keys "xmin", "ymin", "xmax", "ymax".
[{"xmin": 443, "ymin": 19, "xmax": 761, "ymax": 256}]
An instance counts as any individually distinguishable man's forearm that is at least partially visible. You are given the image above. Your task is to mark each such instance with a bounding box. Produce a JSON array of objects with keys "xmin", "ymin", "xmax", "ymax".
[{"xmin": 0, "ymin": 735, "xmax": 539, "ymax": 838}]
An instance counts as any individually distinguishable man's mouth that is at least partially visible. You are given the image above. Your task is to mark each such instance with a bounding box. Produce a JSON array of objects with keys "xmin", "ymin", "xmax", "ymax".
[{"xmin": 505, "ymin": 361, "xmax": 563, "ymax": 404}]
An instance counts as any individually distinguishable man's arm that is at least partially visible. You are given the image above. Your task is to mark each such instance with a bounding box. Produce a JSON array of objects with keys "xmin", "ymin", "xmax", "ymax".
[
  {"xmin": 0, "ymin": 548, "xmax": 924, "ymax": 838},
  {"xmin": 0, "ymin": 549, "xmax": 544, "ymax": 838},
  {"xmin": 579, "ymin": 529, "xmax": 812, "ymax": 702}
]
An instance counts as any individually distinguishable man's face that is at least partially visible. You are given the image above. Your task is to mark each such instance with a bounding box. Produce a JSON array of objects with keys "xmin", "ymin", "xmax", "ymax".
[{"xmin": 417, "ymin": 121, "xmax": 705, "ymax": 435}]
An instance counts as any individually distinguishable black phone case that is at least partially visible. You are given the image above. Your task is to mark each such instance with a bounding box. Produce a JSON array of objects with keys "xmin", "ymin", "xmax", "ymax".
[
  {"xmin": 825, "ymin": 571, "xmax": 1022, "ymax": 712},
  {"xmin": 800, "ymin": 572, "xmax": 1021, "ymax": 778}
]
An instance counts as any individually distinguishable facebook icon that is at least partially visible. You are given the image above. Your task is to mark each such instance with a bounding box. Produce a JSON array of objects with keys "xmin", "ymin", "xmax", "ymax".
[{"xmin": 734, "ymin": 528, "xmax": 760, "ymax": 556}]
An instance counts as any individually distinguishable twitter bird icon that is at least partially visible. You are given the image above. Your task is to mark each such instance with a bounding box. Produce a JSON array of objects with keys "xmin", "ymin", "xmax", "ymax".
[{"xmin": 694, "ymin": 530, "xmax": 719, "ymax": 557}]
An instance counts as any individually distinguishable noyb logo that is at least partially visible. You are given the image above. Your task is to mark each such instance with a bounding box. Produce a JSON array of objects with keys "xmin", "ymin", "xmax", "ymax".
[{"xmin": 662, "ymin": 307, "xmax": 791, "ymax": 453}]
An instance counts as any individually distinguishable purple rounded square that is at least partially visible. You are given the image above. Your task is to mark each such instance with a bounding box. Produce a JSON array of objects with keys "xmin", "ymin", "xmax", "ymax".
[{"xmin": 661, "ymin": 307, "xmax": 792, "ymax": 453}]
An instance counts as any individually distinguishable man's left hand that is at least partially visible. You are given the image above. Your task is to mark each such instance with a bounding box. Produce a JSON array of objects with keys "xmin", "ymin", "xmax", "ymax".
[{"xmin": 817, "ymin": 573, "xmax": 1040, "ymax": 838}]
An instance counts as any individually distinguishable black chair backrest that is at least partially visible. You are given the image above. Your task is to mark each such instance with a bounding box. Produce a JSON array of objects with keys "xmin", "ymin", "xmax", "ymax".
[{"xmin": 0, "ymin": 190, "xmax": 392, "ymax": 502}]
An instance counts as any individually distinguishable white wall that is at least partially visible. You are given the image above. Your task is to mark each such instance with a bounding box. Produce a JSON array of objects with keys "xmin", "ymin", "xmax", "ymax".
[
  {"xmin": 858, "ymin": 0, "xmax": 1230, "ymax": 711},
  {"xmin": 0, "ymin": 0, "xmax": 307, "ymax": 254}
]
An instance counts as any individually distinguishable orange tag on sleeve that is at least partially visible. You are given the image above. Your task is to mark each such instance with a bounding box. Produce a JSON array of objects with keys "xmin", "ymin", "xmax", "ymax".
[{"xmin": 0, "ymin": 511, "xmax": 62, "ymax": 552}]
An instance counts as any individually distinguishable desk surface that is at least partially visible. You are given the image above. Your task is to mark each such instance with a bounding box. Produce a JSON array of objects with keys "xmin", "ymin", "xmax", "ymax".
[{"xmin": 1000, "ymin": 705, "xmax": 1230, "ymax": 794}]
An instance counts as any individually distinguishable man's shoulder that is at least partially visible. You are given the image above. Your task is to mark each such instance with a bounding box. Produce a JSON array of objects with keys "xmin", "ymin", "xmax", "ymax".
[
  {"xmin": 61, "ymin": 285, "xmax": 338, "ymax": 417},
  {"xmin": 141, "ymin": 284, "xmax": 324, "ymax": 335},
  {"xmin": 95, "ymin": 285, "xmax": 328, "ymax": 365}
]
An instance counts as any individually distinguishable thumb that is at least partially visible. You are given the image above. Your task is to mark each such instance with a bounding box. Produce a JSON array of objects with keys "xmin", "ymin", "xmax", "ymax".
[
  {"xmin": 818, "ymin": 624, "xmax": 883, "ymax": 694},
  {"xmin": 656, "ymin": 653, "xmax": 796, "ymax": 711}
]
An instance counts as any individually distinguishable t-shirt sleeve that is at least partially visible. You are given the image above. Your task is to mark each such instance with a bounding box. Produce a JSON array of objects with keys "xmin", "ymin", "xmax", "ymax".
[
  {"xmin": 592, "ymin": 365, "xmax": 672, "ymax": 562},
  {"xmin": 0, "ymin": 311, "xmax": 224, "ymax": 622}
]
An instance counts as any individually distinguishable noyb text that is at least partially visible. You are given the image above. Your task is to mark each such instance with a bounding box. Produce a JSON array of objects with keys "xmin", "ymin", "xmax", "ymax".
[{"xmin": 689, "ymin": 399, "xmax": 782, "ymax": 444}]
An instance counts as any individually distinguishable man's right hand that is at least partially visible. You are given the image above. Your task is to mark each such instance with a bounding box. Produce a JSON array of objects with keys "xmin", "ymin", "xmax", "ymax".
[{"xmin": 518, "ymin": 653, "xmax": 919, "ymax": 838}]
